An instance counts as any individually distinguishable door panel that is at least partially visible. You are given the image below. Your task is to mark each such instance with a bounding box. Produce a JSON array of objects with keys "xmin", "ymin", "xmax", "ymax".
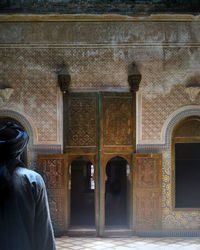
[
  {"xmin": 133, "ymin": 154, "xmax": 162, "ymax": 233},
  {"xmin": 38, "ymin": 154, "xmax": 67, "ymax": 233},
  {"xmin": 101, "ymin": 92, "xmax": 134, "ymax": 148},
  {"xmin": 64, "ymin": 93, "xmax": 98, "ymax": 152}
]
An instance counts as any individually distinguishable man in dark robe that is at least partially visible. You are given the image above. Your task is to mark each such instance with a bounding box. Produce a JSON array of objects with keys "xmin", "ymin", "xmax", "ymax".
[{"xmin": 0, "ymin": 122, "xmax": 56, "ymax": 250}]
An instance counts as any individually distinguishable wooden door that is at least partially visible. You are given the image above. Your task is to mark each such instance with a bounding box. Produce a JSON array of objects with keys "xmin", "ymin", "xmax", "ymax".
[
  {"xmin": 38, "ymin": 154, "xmax": 67, "ymax": 234},
  {"xmin": 63, "ymin": 92, "xmax": 136, "ymax": 235},
  {"xmin": 133, "ymin": 154, "xmax": 162, "ymax": 233},
  {"xmin": 100, "ymin": 92, "xmax": 135, "ymax": 234}
]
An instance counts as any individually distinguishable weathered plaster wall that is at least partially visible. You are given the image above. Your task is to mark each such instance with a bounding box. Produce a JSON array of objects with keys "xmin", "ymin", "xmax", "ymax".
[
  {"xmin": 1, "ymin": 20, "xmax": 200, "ymax": 230},
  {"xmin": 1, "ymin": 0, "xmax": 200, "ymax": 14}
]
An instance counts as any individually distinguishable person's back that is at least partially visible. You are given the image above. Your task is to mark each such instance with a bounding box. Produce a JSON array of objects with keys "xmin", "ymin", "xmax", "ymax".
[{"xmin": 0, "ymin": 122, "xmax": 56, "ymax": 250}]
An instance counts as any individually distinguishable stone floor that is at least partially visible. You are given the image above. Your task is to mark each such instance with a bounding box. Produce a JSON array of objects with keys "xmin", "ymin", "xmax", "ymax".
[{"xmin": 55, "ymin": 237, "xmax": 200, "ymax": 250}]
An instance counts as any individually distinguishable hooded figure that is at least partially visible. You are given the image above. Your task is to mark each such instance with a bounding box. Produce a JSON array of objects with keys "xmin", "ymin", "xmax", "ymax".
[{"xmin": 0, "ymin": 122, "xmax": 56, "ymax": 250}]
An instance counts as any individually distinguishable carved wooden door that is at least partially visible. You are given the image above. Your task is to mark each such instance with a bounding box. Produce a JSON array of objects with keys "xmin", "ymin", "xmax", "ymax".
[
  {"xmin": 63, "ymin": 92, "xmax": 135, "ymax": 234},
  {"xmin": 133, "ymin": 154, "xmax": 162, "ymax": 233},
  {"xmin": 38, "ymin": 154, "xmax": 67, "ymax": 234},
  {"xmin": 100, "ymin": 92, "xmax": 135, "ymax": 234}
]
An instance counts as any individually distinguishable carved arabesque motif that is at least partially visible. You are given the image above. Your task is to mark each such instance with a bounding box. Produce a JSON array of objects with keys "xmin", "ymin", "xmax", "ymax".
[
  {"xmin": 136, "ymin": 158, "xmax": 158, "ymax": 188},
  {"xmin": 66, "ymin": 95, "xmax": 97, "ymax": 146},
  {"xmin": 103, "ymin": 96, "xmax": 132, "ymax": 145},
  {"xmin": 134, "ymin": 154, "xmax": 162, "ymax": 232},
  {"xmin": 39, "ymin": 158, "xmax": 65, "ymax": 189},
  {"xmin": 49, "ymin": 196, "xmax": 65, "ymax": 231},
  {"xmin": 38, "ymin": 155, "xmax": 67, "ymax": 233}
]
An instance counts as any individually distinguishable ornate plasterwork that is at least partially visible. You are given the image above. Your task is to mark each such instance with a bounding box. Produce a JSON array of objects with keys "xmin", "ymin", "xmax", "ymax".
[
  {"xmin": 0, "ymin": 88, "xmax": 14, "ymax": 102},
  {"xmin": 185, "ymin": 86, "xmax": 200, "ymax": 102},
  {"xmin": 137, "ymin": 105, "xmax": 200, "ymax": 149}
]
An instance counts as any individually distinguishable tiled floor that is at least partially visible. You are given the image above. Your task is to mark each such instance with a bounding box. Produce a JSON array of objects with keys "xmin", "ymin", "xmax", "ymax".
[{"xmin": 55, "ymin": 237, "xmax": 200, "ymax": 250}]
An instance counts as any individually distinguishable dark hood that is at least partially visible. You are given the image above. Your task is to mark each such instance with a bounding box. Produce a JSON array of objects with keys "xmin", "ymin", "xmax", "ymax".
[{"xmin": 0, "ymin": 122, "xmax": 29, "ymax": 161}]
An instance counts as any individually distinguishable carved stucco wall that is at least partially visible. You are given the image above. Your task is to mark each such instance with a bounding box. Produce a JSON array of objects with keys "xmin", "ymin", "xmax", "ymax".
[{"xmin": 1, "ymin": 20, "xmax": 200, "ymax": 230}]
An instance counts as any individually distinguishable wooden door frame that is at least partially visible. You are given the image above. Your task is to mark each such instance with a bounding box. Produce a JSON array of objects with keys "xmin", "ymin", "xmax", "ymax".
[
  {"xmin": 100, "ymin": 153, "xmax": 133, "ymax": 235},
  {"xmin": 66, "ymin": 154, "xmax": 98, "ymax": 230}
]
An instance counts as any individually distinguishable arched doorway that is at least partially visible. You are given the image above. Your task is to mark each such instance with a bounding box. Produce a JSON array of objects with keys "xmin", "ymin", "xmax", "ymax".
[
  {"xmin": 70, "ymin": 156, "xmax": 95, "ymax": 227},
  {"xmin": 0, "ymin": 117, "xmax": 27, "ymax": 164},
  {"xmin": 105, "ymin": 156, "xmax": 129, "ymax": 228}
]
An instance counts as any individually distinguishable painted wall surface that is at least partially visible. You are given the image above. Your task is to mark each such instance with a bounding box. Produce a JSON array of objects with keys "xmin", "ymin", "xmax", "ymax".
[{"xmin": 1, "ymin": 20, "xmax": 200, "ymax": 230}]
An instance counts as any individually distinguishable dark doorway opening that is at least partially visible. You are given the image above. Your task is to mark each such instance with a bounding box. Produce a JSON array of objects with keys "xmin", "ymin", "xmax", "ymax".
[
  {"xmin": 0, "ymin": 117, "xmax": 27, "ymax": 164},
  {"xmin": 105, "ymin": 156, "xmax": 129, "ymax": 228},
  {"xmin": 175, "ymin": 143, "xmax": 200, "ymax": 208},
  {"xmin": 70, "ymin": 157, "xmax": 95, "ymax": 227}
]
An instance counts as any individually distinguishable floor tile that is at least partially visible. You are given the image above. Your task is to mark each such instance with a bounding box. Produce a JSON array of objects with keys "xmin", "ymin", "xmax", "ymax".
[{"xmin": 55, "ymin": 237, "xmax": 200, "ymax": 250}]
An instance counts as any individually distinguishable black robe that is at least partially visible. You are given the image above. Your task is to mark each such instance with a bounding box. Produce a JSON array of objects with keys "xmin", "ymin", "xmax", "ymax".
[{"xmin": 0, "ymin": 167, "xmax": 56, "ymax": 250}]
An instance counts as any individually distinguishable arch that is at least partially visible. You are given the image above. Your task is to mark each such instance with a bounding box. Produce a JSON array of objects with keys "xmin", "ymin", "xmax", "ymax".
[
  {"xmin": 68, "ymin": 154, "xmax": 95, "ymax": 168},
  {"xmin": 104, "ymin": 155, "xmax": 131, "ymax": 169},
  {"xmin": 171, "ymin": 115, "xmax": 200, "ymax": 209},
  {"xmin": 105, "ymin": 156, "xmax": 130, "ymax": 179},
  {"xmin": 0, "ymin": 109, "xmax": 36, "ymax": 145},
  {"xmin": 161, "ymin": 106, "xmax": 200, "ymax": 147}
]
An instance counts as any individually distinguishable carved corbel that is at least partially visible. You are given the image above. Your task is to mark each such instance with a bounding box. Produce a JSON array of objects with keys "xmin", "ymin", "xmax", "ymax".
[
  {"xmin": 57, "ymin": 63, "xmax": 71, "ymax": 94},
  {"xmin": 128, "ymin": 63, "xmax": 142, "ymax": 93},
  {"xmin": 185, "ymin": 86, "xmax": 200, "ymax": 102},
  {"xmin": 185, "ymin": 79, "xmax": 200, "ymax": 102}
]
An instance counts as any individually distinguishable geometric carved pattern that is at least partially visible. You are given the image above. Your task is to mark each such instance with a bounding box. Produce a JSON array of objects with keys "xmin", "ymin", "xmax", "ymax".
[
  {"xmin": 141, "ymin": 84, "xmax": 200, "ymax": 142},
  {"xmin": 38, "ymin": 158, "xmax": 65, "ymax": 189},
  {"xmin": 103, "ymin": 94, "xmax": 133, "ymax": 145},
  {"xmin": 49, "ymin": 196, "xmax": 66, "ymax": 232},
  {"xmin": 65, "ymin": 94, "xmax": 97, "ymax": 147},
  {"xmin": 134, "ymin": 154, "xmax": 162, "ymax": 232},
  {"xmin": 38, "ymin": 154, "xmax": 67, "ymax": 233},
  {"xmin": 0, "ymin": 48, "xmax": 58, "ymax": 144}
]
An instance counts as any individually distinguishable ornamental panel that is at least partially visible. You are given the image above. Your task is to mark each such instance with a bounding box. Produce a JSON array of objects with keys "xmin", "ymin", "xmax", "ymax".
[
  {"xmin": 38, "ymin": 154, "xmax": 67, "ymax": 233},
  {"xmin": 135, "ymin": 158, "xmax": 159, "ymax": 189},
  {"xmin": 65, "ymin": 94, "xmax": 98, "ymax": 147},
  {"xmin": 38, "ymin": 157, "xmax": 66, "ymax": 189},
  {"xmin": 102, "ymin": 93, "xmax": 133, "ymax": 146},
  {"xmin": 133, "ymin": 154, "xmax": 162, "ymax": 233},
  {"xmin": 135, "ymin": 191, "xmax": 161, "ymax": 231}
]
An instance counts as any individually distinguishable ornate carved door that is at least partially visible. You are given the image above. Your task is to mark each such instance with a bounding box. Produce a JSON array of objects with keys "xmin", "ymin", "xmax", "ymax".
[
  {"xmin": 45, "ymin": 92, "xmax": 136, "ymax": 235},
  {"xmin": 133, "ymin": 154, "xmax": 162, "ymax": 234},
  {"xmin": 100, "ymin": 92, "xmax": 135, "ymax": 234},
  {"xmin": 38, "ymin": 154, "xmax": 67, "ymax": 234},
  {"xmin": 64, "ymin": 93, "xmax": 99, "ymax": 232}
]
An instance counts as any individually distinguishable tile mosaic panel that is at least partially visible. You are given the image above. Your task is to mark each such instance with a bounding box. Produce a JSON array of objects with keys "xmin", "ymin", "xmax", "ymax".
[{"xmin": 162, "ymin": 150, "xmax": 200, "ymax": 230}]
